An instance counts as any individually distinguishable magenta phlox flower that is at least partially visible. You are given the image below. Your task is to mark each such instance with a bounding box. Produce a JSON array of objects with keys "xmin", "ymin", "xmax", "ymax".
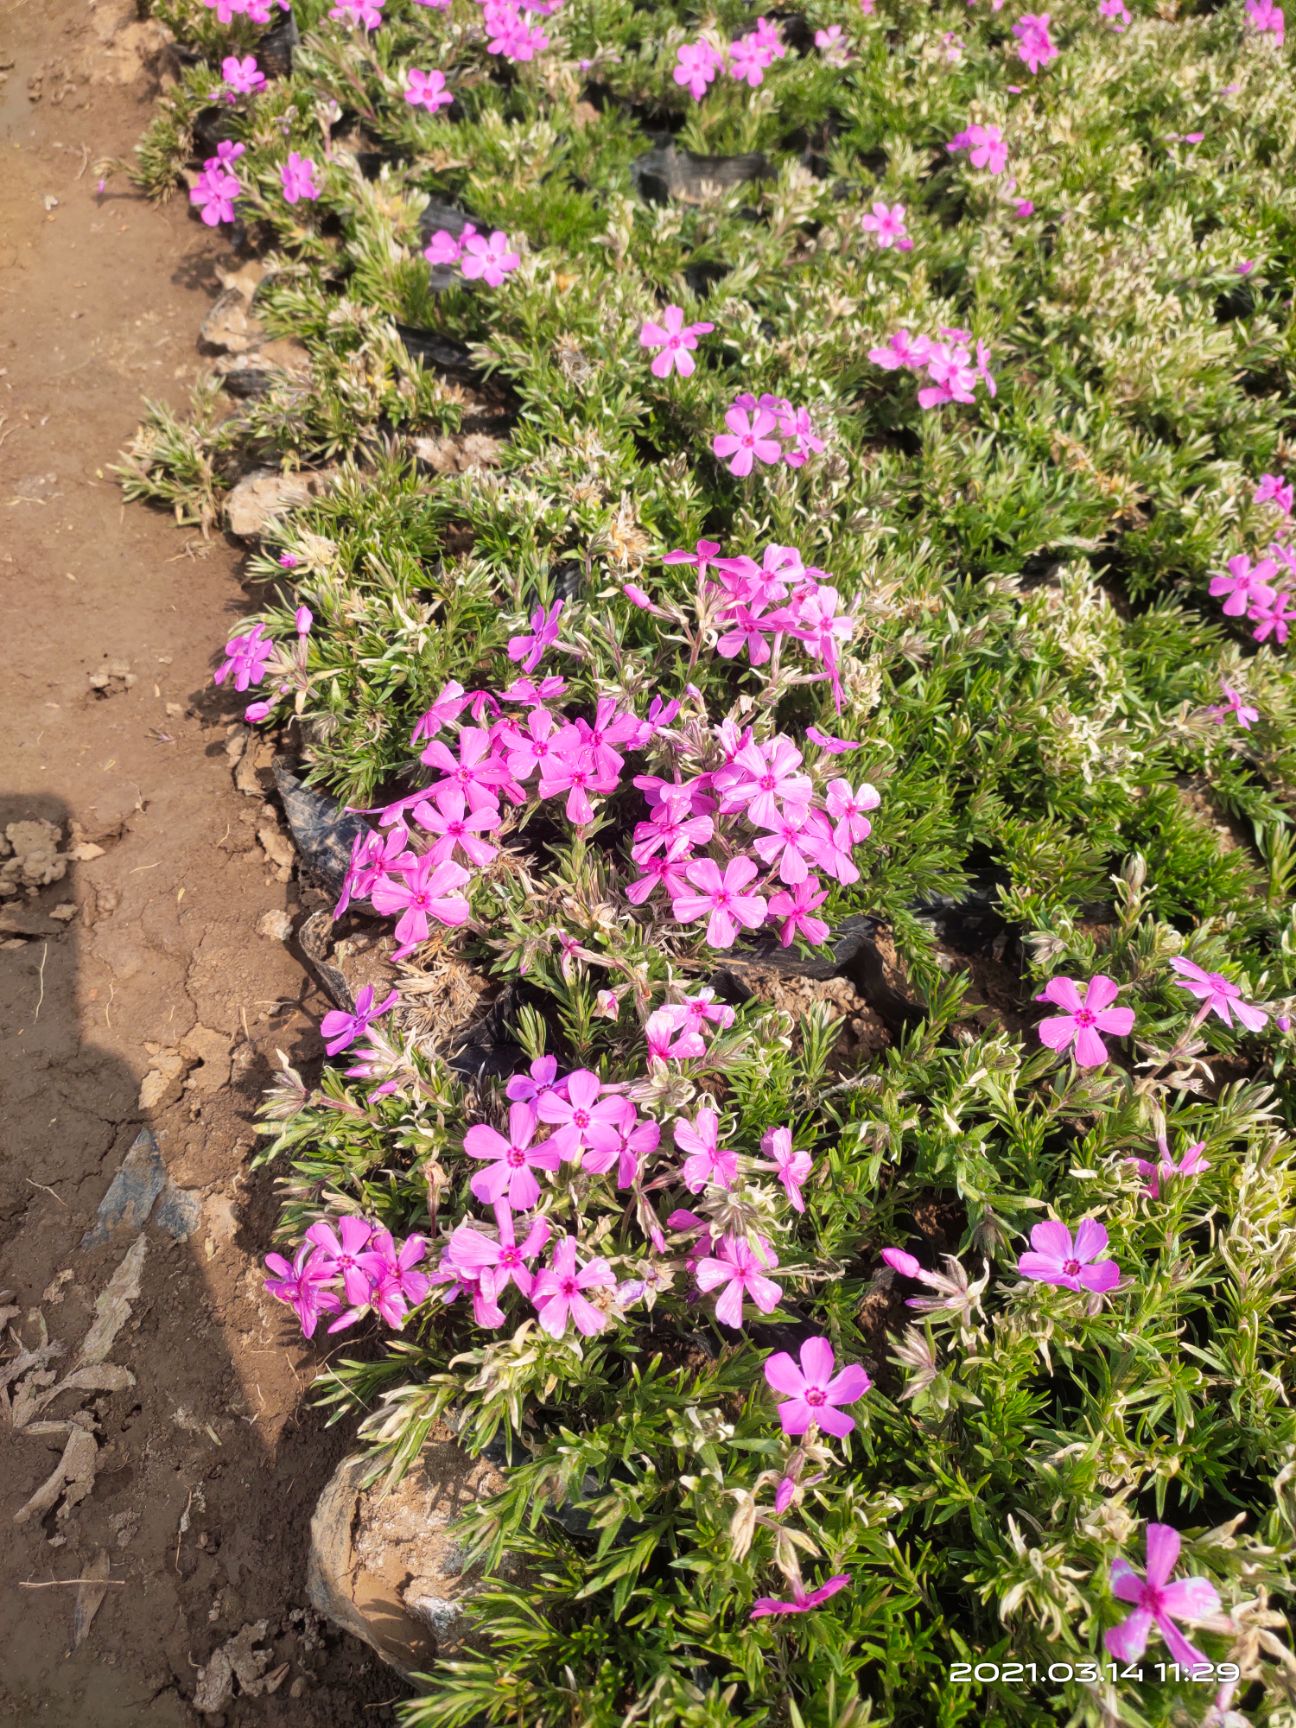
[
  {"xmin": 465, "ymin": 1102, "xmax": 562, "ymax": 1209},
  {"xmin": 1255, "ymin": 473, "xmax": 1294, "ymax": 514},
  {"xmin": 672, "ymin": 856, "xmax": 768, "ymax": 948},
  {"xmin": 948, "ymin": 122, "xmax": 1008, "ymax": 173},
  {"xmin": 1208, "ymin": 681, "xmax": 1259, "ymax": 729},
  {"xmin": 764, "ymin": 1335, "xmax": 870, "ymax": 1436},
  {"xmin": 720, "ymin": 737, "xmax": 812, "ymax": 826},
  {"xmin": 420, "ymin": 725, "xmax": 510, "ymax": 808},
  {"xmin": 916, "ymin": 340, "xmax": 979, "ymax": 409},
  {"xmin": 538, "ymin": 733, "xmax": 603, "ymax": 826},
  {"xmin": 424, "ymin": 226, "xmax": 472, "ymax": 267},
  {"xmin": 628, "ymin": 852, "xmax": 693, "ymax": 908},
  {"xmin": 1128, "ymin": 1137, "xmax": 1210, "ymax": 1199},
  {"xmin": 1013, "ymin": 11, "xmax": 1059, "ymax": 69},
  {"xmin": 461, "ymin": 228, "xmax": 520, "ymax": 284},
  {"xmin": 727, "ymin": 31, "xmax": 770, "ymax": 86},
  {"xmin": 319, "ymin": 983, "xmax": 400, "ymax": 1056},
  {"xmin": 1168, "ymin": 957, "xmax": 1268, "ymax": 1031},
  {"xmin": 814, "ymin": 23, "xmax": 852, "ymax": 63},
  {"xmin": 505, "ymin": 1052, "xmax": 566, "ymax": 1105},
  {"xmin": 1105, "ymin": 1525, "xmax": 1222, "ymax": 1667},
  {"xmin": 713, "ymin": 404, "xmax": 783, "ymax": 476},
  {"xmin": 806, "ymin": 725, "xmax": 864, "ymax": 754},
  {"xmin": 531, "ymin": 1235, "xmax": 615, "ymax": 1337},
  {"xmin": 861, "ymin": 200, "xmax": 912, "ymax": 250},
  {"xmin": 483, "ymin": 0, "xmax": 548, "ymax": 59},
  {"xmin": 674, "ymin": 38, "xmax": 724, "ymax": 100},
  {"xmin": 221, "ymin": 54, "xmax": 266, "ymax": 95},
  {"xmin": 640, "ymin": 304, "xmax": 715, "ymax": 378},
  {"xmin": 371, "ymin": 853, "xmax": 471, "ymax": 956},
  {"xmin": 593, "ymin": 1107, "xmax": 660, "ymax": 1185},
  {"xmin": 329, "ymin": 0, "xmax": 384, "ymax": 25},
  {"xmin": 663, "ymin": 537, "xmax": 724, "ymax": 578},
  {"xmin": 354, "ymin": 1230, "xmax": 430, "ymax": 1328},
  {"xmin": 673, "ymin": 1106, "xmax": 739, "ymax": 1192},
  {"xmin": 695, "ymin": 1233, "xmax": 782, "ymax": 1326},
  {"xmin": 304, "ymin": 1215, "xmax": 375, "ymax": 1304},
  {"xmin": 507, "ymin": 599, "xmax": 563, "ymax": 672},
  {"xmin": 536, "ymin": 1068, "xmax": 631, "ymax": 1163},
  {"xmin": 412, "ymin": 786, "xmax": 501, "ymax": 867},
  {"xmin": 1210, "ymin": 553, "xmax": 1276, "ymax": 617},
  {"xmin": 752, "ymin": 811, "xmax": 816, "ymax": 885},
  {"xmin": 751, "ymin": 1573, "xmax": 850, "ymax": 1618},
  {"xmin": 412, "ymin": 681, "xmax": 471, "ymax": 743},
  {"xmin": 826, "ymin": 779, "xmax": 880, "ymax": 845},
  {"xmin": 334, "ymin": 823, "xmax": 411, "ymax": 918},
  {"xmin": 447, "ymin": 1204, "xmax": 551, "ymax": 1302},
  {"xmin": 281, "ymin": 152, "xmax": 321, "ymax": 205},
  {"xmin": 1018, "ymin": 1218, "xmax": 1121, "ymax": 1293},
  {"xmin": 1245, "ymin": 0, "xmax": 1285, "ymax": 40},
  {"xmin": 759, "ymin": 1126, "xmax": 813, "ymax": 1210},
  {"xmin": 190, "ymin": 163, "xmax": 241, "ymax": 226},
  {"xmin": 1250, "ymin": 588, "xmax": 1293, "ymax": 646},
  {"xmin": 868, "ymin": 329, "xmax": 932, "ymax": 371},
  {"xmin": 264, "ymin": 1243, "xmax": 341, "ymax": 1337},
  {"xmin": 1098, "ymin": 0, "xmax": 1130, "ymax": 27},
  {"xmin": 768, "ymin": 877, "xmax": 830, "ymax": 949},
  {"xmin": 1035, "ymin": 974, "xmax": 1134, "ymax": 1066},
  {"xmin": 214, "ymin": 621, "xmax": 273, "ymax": 691},
  {"xmin": 405, "ymin": 66, "xmax": 453, "ymax": 111}
]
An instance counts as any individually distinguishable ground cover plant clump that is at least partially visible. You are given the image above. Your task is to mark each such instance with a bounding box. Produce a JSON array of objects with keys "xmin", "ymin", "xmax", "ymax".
[{"xmin": 114, "ymin": 0, "xmax": 1296, "ymax": 1719}]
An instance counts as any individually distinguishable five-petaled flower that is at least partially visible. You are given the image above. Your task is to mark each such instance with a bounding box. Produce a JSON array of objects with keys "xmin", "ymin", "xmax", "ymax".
[
  {"xmin": 1168, "ymin": 957, "xmax": 1268, "ymax": 1031},
  {"xmin": 763, "ymin": 1335, "xmax": 871, "ymax": 1436},
  {"xmin": 1035, "ymin": 974, "xmax": 1134, "ymax": 1066},
  {"xmin": 1018, "ymin": 1218, "xmax": 1121, "ymax": 1293},
  {"xmin": 1104, "ymin": 1524, "xmax": 1222, "ymax": 1667},
  {"xmin": 640, "ymin": 305, "xmax": 715, "ymax": 378}
]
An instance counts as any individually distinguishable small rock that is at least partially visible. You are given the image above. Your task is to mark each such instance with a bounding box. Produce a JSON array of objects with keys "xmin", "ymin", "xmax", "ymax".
[
  {"xmin": 1, "ymin": 818, "xmax": 66, "ymax": 896},
  {"xmin": 138, "ymin": 1049, "xmax": 188, "ymax": 1113},
  {"xmin": 199, "ymin": 287, "xmax": 263, "ymax": 356},
  {"xmin": 49, "ymin": 902, "xmax": 78, "ymax": 922},
  {"xmin": 306, "ymin": 1444, "xmax": 510, "ymax": 1675},
  {"xmin": 68, "ymin": 842, "xmax": 106, "ymax": 862},
  {"xmin": 180, "ymin": 1025, "xmax": 231, "ymax": 1095},
  {"xmin": 257, "ymin": 909, "xmax": 293, "ymax": 941},
  {"xmin": 257, "ymin": 822, "xmax": 296, "ymax": 878},
  {"xmin": 225, "ymin": 469, "xmax": 338, "ymax": 540},
  {"xmin": 410, "ymin": 431, "xmax": 502, "ymax": 476}
]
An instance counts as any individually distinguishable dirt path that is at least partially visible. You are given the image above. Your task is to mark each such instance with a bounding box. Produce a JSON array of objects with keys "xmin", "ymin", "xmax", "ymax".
[{"xmin": 0, "ymin": 5, "xmax": 392, "ymax": 1720}]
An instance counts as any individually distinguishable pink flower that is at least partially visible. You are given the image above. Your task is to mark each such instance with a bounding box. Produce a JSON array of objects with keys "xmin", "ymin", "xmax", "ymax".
[
  {"xmin": 1035, "ymin": 974, "xmax": 1135, "ymax": 1066},
  {"xmin": 673, "ymin": 38, "xmax": 724, "ymax": 100},
  {"xmin": 1208, "ymin": 681, "xmax": 1258, "ymax": 729},
  {"xmin": 354, "ymin": 1230, "xmax": 430, "ymax": 1328},
  {"xmin": 763, "ymin": 1335, "xmax": 870, "ymax": 1437},
  {"xmin": 868, "ymin": 329, "xmax": 932, "ymax": 371},
  {"xmin": 758, "ymin": 1126, "xmax": 812, "ymax": 1210},
  {"xmin": 750, "ymin": 1574, "xmax": 850, "ymax": 1618},
  {"xmin": 1018, "ymin": 1218, "xmax": 1121, "ymax": 1293},
  {"xmin": 447, "ymin": 1204, "xmax": 551, "ymax": 1302},
  {"xmin": 222, "ymin": 54, "xmax": 266, "ymax": 96},
  {"xmin": 405, "ymin": 67, "xmax": 453, "ymax": 112},
  {"xmin": 1254, "ymin": 473, "xmax": 1293, "ymax": 514},
  {"xmin": 281, "ymin": 152, "xmax": 321, "ymax": 205},
  {"xmin": 190, "ymin": 164, "xmax": 241, "ymax": 227},
  {"xmin": 768, "ymin": 878, "xmax": 830, "ymax": 949},
  {"xmin": 329, "ymin": 0, "xmax": 384, "ymax": 26},
  {"xmin": 214, "ymin": 621, "xmax": 273, "ymax": 690},
  {"xmin": 695, "ymin": 1233, "xmax": 782, "ymax": 1327},
  {"xmin": 1127, "ymin": 1139, "xmax": 1210, "ymax": 1199},
  {"xmin": 530, "ymin": 1235, "xmax": 616, "ymax": 1337},
  {"xmin": 673, "ymin": 1107, "xmax": 739, "ymax": 1192},
  {"xmin": 806, "ymin": 725, "xmax": 864, "ymax": 755},
  {"xmin": 640, "ymin": 305, "xmax": 715, "ymax": 379},
  {"xmin": 1105, "ymin": 1525, "xmax": 1222, "ymax": 1667},
  {"xmin": 1245, "ymin": 0, "xmax": 1285, "ymax": 41},
  {"xmin": 1168, "ymin": 957, "xmax": 1268, "ymax": 1031},
  {"xmin": 1098, "ymin": 0, "xmax": 1130, "ymax": 28},
  {"xmin": 1209, "ymin": 553, "xmax": 1275, "ymax": 617},
  {"xmin": 713, "ymin": 405, "xmax": 783, "ymax": 477},
  {"xmin": 460, "ymin": 229, "xmax": 520, "ymax": 285},
  {"xmin": 814, "ymin": 24, "xmax": 852, "ymax": 64},
  {"xmin": 826, "ymin": 778, "xmax": 880, "ymax": 845},
  {"xmin": 505, "ymin": 1053, "xmax": 565, "ymax": 1106},
  {"xmin": 370, "ymin": 853, "xmax": 471, "ymax": 957},
  {"xmin": 948, "ymin": 123, "xmax": 1008, "ymax": 174},
  {"xmin": 420, "ymin": 725, "xmax": 510, "ymax": 807},
  {"xmin": 304, "ymin": 1215, "xmax": 375, "ymax": 1305},
  {"xmin": 465, "ymin": 1103, "xmax": 562, "ymax": 1210},
  {"xmin": 1012, "ymin": 11, "xmax": 1059, "ymax": 71},
  {"xmin": 1250, "ymin": 589, "xmax": 1293, "ymax": 646},
  {"xmin": 507, "ymin": 599, "xmax": 562, "ymax": 672},
  {"xmin": 412, "ymin": 786, "xmax": 500, "ymax": 867},
  {"xmin": 672, "ymin": 856, "xmax": 768, "ymax": 949},
  {"xmin": 319, "ymin": 983, "xmax": 400, "ymax": 1056},
  {"xmin": 264, "ymin": 1244, "xmax": 340, "ymax": 1338},
  {"xmin": 861, "ymin": 201, "xmax": 912, "ymax": 250},
  {"xmin": 536, "ymin": 1068, "xmax": 630, "ymax": 1164},
  {"xmin": 720, "ymin": 737, "xmax": 812, "ymax": 826}
]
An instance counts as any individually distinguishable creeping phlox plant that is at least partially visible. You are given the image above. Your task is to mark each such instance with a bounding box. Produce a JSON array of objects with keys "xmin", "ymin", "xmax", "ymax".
[{"xmin": 119, "ymin": 0, "xmax": 1296, "ymax": 1716}]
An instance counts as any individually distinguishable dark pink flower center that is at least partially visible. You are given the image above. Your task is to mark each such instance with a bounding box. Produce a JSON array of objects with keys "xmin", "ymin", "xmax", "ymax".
[
  {"xmin": 805, "ymin": 1388, "xmax": 826, "ymax": 1407},
  {"xmin": 1062, "ymin": 1258, "xmax": 1081, "ymax": 1276},
  {"xmin": 572, "ymin": 1108, "xmax": 590, "ymax": 1129},
  {"xmin": 507, "ymin": 1146, "xmax": 527, "ymax": 1168},
  {"xmin": 559, "ymin": 1276, "xmax": 580, "ymax": 1299},
  {"xmin": 1073, "ymin": 1008, "xmax": 1096, "ymax": 1027},
  {"xmin": 500, "ymin": 1247, "xmax": 521, "ymax": 1268}
]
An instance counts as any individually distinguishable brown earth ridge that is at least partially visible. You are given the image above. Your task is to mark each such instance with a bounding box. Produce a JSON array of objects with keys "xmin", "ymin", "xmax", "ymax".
[{"xmin": 0, "ymin": 2, "xmax": 391, "ymax": 1720}]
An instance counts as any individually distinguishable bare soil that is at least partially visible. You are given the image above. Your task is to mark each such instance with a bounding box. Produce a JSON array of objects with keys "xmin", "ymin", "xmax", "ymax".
[{"xmin": 0, "ymin": 5, "xmax": 392, "ymax": 1720}]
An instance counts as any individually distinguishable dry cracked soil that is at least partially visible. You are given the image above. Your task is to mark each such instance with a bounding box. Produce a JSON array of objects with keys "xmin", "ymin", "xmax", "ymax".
[{"xmin": 1, "ymin": 2, "xmax": 394, "ymax": 1720}]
